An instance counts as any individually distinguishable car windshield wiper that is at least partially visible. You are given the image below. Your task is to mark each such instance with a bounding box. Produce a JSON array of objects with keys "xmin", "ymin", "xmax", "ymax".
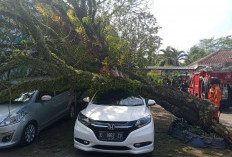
[
  {"xmin": 96, "ymin": 104, "xmax": 143, "ymax": 106},
  {"xmin": 114, "ymin": 104, "xmax": 143, "ymax": 106}
]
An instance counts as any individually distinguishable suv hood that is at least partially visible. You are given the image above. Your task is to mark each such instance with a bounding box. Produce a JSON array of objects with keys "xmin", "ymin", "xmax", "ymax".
[
  {"xmin": 83, "ymin": 103, "xmax": 150, "ymax": 121},
  {"xmin": 0, "ymin": 103, "xmax": 24, "ymax": 122}
]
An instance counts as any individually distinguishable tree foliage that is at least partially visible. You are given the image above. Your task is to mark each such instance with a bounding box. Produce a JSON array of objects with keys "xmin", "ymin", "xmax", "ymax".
[
  {"xmin": 198, "ymin": 35, "xmax": 232, "ymax": 53},
  {"xmin": 156, "ymin": 46, "xmax": 187, "ymax": 66},
  {"xmin": 0, "ymin": 0, "xmax": 160, "ymax": 81},
  {"xmin": 184, "ymin": 46, "xmax": 208, "ymax": 65},
  {"xmin": 112, "ymin": 2, "xmax": 161, "ymax": 68}
]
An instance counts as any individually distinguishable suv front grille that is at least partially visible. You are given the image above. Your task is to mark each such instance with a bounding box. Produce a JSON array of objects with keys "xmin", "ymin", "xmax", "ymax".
[{"xmin": 89, "ymin": 120, "xmax": 136, "ymax": 142}]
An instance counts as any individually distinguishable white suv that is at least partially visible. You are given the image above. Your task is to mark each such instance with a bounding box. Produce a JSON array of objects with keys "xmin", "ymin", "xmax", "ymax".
[{"xmin": 74, "ymin": 89, "xmax": 155, "ymax": 154}]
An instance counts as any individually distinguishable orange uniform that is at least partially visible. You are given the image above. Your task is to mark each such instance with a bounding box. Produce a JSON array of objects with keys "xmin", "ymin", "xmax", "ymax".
[{"xmin": 208, "ymin": 84, "xmax": 221, "ymax": 119}]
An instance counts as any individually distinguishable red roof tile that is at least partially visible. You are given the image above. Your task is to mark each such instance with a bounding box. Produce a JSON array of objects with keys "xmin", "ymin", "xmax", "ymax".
[{"xmin": 189, "ymin": 50, "xmax": 232, "ymax": 66}]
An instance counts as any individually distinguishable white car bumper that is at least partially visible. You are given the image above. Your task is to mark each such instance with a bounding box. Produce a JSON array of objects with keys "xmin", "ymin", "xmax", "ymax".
[{"xmin": 74, "ymin": 119, "xmax": 155, "ymax": 154}]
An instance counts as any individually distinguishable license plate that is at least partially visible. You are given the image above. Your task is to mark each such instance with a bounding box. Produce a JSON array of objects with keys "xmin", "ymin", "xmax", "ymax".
[{"xmin": 98, "ymin": 131, "xmax": 123, "ymax": 141}]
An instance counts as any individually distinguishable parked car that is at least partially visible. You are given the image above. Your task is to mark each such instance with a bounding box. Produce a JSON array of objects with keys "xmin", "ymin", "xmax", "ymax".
[
  {"xmin": 74, "ymin": 89, "xmax": 156, "ymax": 155},
  {"xmin": 0, "ymin": 90, "xmax": 75, "ymax": 148}
]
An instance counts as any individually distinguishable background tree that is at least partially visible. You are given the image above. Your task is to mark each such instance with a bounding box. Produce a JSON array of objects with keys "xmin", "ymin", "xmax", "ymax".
[
  {"xmin": 156, "ymin": 46, "xmax": 187, "ymax": 66},
  {"xmin": 198, "ymin": 35, "xmax": 232, "ymax": 53},
  {"xmin": 114, "ymin": 7, "xmax": 161, "ymax": 69},
  {"xmin": 96, "ymin": 0, "xmax": 161, "ymax": 74},
  {"xmin": 184, "ymin": 46, "xmax": 208, "ymax": 65}
]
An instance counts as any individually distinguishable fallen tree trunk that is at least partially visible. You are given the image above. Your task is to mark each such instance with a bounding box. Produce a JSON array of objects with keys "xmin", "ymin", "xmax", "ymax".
[
  {"xmin": 141, "ymin": 85, "xmax": 215, "ymax": 127},
  {"xmin": 140, "ymin": 84, "xmax": 232, "ymax": 144}
]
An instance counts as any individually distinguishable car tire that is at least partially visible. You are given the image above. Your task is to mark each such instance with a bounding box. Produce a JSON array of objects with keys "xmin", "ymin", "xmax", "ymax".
[
  {"xmin": 20, "ymin": 121, "xmax": 37, "ymax": 146},
  {"xmin": 69, "ymin": 104, "xmax": 76, "ymax": 120}
]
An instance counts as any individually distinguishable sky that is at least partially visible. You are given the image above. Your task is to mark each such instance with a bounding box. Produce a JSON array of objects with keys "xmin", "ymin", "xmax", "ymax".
[{"xmin": 151, "ymin": 0, "xmax": 232, "ymax": 51}]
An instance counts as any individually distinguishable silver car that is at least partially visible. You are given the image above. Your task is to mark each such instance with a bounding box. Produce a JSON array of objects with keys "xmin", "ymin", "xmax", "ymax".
[{"xmin": 0, "ymin": 90, "xmax": 75, "ymax": 148}]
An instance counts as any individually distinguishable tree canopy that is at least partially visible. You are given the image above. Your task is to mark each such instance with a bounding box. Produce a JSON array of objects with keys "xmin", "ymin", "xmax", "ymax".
[
  {"xmin": 198, "ymin": 35, "xmax": 232, "ymax": 53},
  {"xmin": 0, "ymin": 0, "xmax": 163, "ymax": 104},
  {"xmin": 0, "ymin": 0, "xmax": 161, "ymax": 82},
  {"xmin": 184, "ymin": 46, "xmax": 208, "ymax": 65},
  {"xmin": 156, "ymin": 46, "xmax": 187, "ymax": 66}
]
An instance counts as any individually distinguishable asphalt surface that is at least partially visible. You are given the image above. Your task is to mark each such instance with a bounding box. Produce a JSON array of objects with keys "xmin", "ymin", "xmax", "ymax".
[{"xmin": 220, "ymin": 107, "xmax": 232, "ymax": 131}]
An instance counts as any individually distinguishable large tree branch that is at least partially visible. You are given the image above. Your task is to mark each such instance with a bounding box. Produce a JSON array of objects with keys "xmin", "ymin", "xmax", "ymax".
[{"xmin": 0, "ymin": 55, "xmax": 77, "ymax": 77}]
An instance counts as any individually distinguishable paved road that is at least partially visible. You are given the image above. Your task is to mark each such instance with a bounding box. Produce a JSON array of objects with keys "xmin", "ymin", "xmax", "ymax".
[{"xmin": 220, "ymin": 107, "xmax": 232, "ymax": 131}]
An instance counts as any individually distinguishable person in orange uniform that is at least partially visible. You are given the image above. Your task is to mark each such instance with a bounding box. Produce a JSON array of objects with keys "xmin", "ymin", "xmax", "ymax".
[{"xmin": 208, "ymin": 77, "xmax": 221, "ymax": 121}]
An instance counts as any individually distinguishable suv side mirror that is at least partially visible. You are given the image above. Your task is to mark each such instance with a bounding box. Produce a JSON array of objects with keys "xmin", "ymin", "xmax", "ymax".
[
  {"xmin": 41, "ymin": 95, "xmax": 52, "ymax": 101},
  {"xmin": 147, "ymin": 99, "xmax": 156, "ymax": 106},
  {"xmin": 83, "ymin": 97, "xmax": 90, "ymax": 103}
]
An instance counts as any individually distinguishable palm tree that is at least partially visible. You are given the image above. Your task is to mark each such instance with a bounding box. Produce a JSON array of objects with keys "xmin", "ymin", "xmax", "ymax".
[{"xmin": 156, "ymin": 46, "xmax": 187, "ymax": 66}]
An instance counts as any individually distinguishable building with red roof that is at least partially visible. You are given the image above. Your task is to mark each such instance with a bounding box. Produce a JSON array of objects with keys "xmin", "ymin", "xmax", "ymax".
[{"xmin": 189, "ymin": 50, "xmax": 232, "ymax": 70}]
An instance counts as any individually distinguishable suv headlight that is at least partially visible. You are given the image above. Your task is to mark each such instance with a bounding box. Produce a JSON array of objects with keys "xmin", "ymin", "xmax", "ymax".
[
  {"xmin": 0, "ymin": 110, "xmax": 28, "ymax": 127},
  {"xmin": 78, "ymin": 112, "xmax": 90, "ymax": 126},
  {"xmin": 135, "ymin": 115, "xmax": 151, "ymax": 128}
]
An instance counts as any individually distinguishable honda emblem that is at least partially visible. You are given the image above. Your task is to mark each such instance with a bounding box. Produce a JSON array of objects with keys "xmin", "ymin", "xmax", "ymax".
[{"xmin": 108, "ymin": 124, "xmax": 115, "ymax": 130}]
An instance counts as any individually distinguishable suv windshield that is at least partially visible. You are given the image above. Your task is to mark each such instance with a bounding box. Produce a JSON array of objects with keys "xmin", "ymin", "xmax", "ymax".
[{"xmin": 92, "ymin": 90, "xmax": 144, "ymax": 106}]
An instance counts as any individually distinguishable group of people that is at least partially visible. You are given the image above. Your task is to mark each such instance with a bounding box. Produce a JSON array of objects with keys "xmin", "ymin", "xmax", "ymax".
[
  {"xmin": 181, "ymin": 76, "xmax": 222, "ymax": 120},
  {"xmin": 148, "ymin": 73, "xmax": 222, "ymax": 120},
  {"xmin": 178, "ymin": 76, "xmax": 222, "ymax": 120}
]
